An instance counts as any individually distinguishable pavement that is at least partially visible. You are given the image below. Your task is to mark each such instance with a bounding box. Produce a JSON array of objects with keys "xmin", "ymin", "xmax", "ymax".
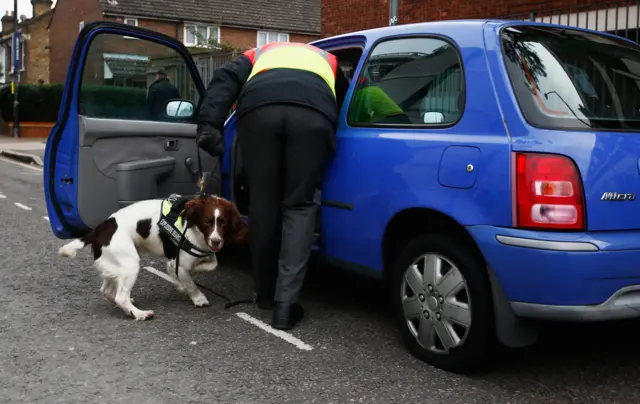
[
  {"xmin": 0, "ymin": 136, "xmax": 46, "ymax": 167},
  {"xmin": 2, "ymin": 154, "xmax": 640, "ymax": 403}
]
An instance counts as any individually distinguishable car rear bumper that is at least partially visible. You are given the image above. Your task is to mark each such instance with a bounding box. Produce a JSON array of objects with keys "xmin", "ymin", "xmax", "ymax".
[
  {"xmin": 467, "ymin": 225, "xmax": 640, "ymax": 321},
  {"xmin": 509, "ymin": 285, "xmax": 640, "ymax": 321}
]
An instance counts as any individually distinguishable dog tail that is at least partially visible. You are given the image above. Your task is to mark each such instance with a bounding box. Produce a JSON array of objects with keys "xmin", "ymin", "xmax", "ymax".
[
  {"xmin": 58, "ymin": 238, "xmax": 88, "ymax": 258},
  {"xmin": 58, "ymin": 217, "xmax": 118, "ymax": 258}
]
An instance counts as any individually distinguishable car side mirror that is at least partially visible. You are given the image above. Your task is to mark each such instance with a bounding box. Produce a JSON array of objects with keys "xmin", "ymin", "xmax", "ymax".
[
  {"xmin": 423, "ymin": 112, "xmax": 445, "ymax": 124},
  {"xmin": 165, "ymin": 100, "xmax": 195, "ymax": 119}
]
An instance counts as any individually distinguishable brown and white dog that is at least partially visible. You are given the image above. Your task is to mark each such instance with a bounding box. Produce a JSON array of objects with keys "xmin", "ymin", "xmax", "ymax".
[{"xmin": 58, "ymin": 195, "xmax": 247, "ymax": 320}]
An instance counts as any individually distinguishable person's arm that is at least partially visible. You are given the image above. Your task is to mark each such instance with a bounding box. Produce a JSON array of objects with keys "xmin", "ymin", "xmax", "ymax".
[
  {"xmin": 334, "ymin": 68, "xmax": 350, "ymax": 111},
  {"xmin": 197, "ymin": 51, "xmax": 255, "ymax": 132}
]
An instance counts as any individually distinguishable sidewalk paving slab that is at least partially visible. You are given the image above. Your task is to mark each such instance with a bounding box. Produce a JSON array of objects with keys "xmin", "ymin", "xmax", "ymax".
[{"xmin": 0, "ymin": 136, "xmax": 46, "ymax": 167}]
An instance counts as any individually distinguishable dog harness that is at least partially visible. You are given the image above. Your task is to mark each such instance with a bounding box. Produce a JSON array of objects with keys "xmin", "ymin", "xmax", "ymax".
[{"xmin": 157, "ymin": 193, "xmax": 213, "ymax": 258}]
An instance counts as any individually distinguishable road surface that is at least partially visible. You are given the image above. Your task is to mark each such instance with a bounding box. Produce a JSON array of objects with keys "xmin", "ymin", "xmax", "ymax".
[{"xmin": 0, "ymin": 156, "xmax": 639, "ymax": 404}]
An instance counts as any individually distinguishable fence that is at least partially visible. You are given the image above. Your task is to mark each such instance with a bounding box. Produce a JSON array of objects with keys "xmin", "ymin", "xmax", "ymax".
[
  {"xmin": 192, "ymin": 52, "xmax": 242, "ymax": 85},
  {"xmin": 502, "ymin": 0, "xmax": 640, "ymax": 43}
]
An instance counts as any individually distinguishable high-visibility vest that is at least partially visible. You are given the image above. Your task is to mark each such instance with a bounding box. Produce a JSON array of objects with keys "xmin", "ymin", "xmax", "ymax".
[{"xmin": 243, "ymin": 42, "xmax": 339, "ymax": 97}]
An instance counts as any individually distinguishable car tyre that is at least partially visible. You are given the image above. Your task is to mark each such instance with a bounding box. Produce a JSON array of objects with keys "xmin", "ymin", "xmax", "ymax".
[{"xmin": 390, "ymin": 234, "xmax": 495, "ymax": 374}]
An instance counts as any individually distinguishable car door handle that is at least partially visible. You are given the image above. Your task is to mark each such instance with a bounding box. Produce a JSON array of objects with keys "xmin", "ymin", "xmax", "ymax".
[
  {"xmin": 184, "ymin": 157, "xmax": 198, "ymax": 175},
  {"xmin": 165, "ymin": 140, "xmax": 179, "ymax": 151}
]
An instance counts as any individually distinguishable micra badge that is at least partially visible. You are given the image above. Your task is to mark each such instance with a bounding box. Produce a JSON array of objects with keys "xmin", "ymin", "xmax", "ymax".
[{"xmin": 601, "ymin": 192, "xmax": 636, "ymax": 201}]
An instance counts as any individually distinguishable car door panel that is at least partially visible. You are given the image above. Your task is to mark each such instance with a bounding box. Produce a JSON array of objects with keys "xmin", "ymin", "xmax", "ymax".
[
  {"xmin": 45, "ymin": 22, "xmax": 210, "ymax": 238},
  {"xmin": 76, "ymin": 116, "xmax": 216, "ymax": 228}
]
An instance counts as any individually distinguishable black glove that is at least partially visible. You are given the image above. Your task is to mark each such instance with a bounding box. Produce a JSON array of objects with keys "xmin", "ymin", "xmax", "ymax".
[{"xmin": 197, "ymin": 124, "xmax": 224, "ymax": 157}]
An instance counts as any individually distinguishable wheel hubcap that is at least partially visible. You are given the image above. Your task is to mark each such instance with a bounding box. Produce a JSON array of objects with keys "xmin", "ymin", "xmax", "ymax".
[{"xmin": 400, "ymin": 253, "xmax": 472, "ymax": 355}]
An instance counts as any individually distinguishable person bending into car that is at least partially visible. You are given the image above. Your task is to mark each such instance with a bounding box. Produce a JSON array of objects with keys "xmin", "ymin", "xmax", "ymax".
[{"xmin": 196, "ymin": 42, "xmax": 350, "ymax": 330}]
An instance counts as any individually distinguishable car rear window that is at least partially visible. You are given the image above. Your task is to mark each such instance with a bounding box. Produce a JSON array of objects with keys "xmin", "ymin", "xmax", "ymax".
[{"xmin": 501, "ymin": 25, "xmax": 640, "ymax": 131}]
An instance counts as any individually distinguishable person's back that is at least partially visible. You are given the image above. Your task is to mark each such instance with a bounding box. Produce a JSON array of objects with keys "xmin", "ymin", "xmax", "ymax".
[
  {"xmin": 198, "ymin": 42, "xmax": 349, "ymax": 144},
  {"xmin": 235, "ymin": 43, "xmax": 341, "ymax": 130}
]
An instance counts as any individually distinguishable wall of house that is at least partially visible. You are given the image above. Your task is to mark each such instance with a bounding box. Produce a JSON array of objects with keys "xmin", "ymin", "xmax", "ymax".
[
  {"xmin": 22, "ymin": 13, "xmax": 52, "ymax": 84},
  {"xmin": 104, "ymin": 15, "xmax": 179, "ymax": 38},
  {"xmin": 50, "ymin": 2, "xmax": 321, "ymax": 83},
  {"xmin": 219, "ymin": 27, "xmax": 319, "ymax": 50},
  {"xmin": 49, "ymin": 0, "xmax": 103, "ymax": 83},
  {"xmin": 1, "ymin": 9, "xmax": 52, "ymax": 85},
  {"xmin": 321, "ymin": 0, "xmax": 625, "ymax": 37}
]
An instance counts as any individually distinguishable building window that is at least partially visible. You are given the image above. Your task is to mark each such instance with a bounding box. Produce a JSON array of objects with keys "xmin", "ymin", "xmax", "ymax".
[
  {"xmin": 257, "ymin": 31, "xmax": 289, "ymax": 47},
  {"xmin": 123, "ymin": 17, "xmax": 138, "ymax": 39},
  {"xmin": 123, "ymin": 17, "xmax": 138, "ymax": 27},
  {"xmin": 184, "ymin": 24, "xmax": 220, "ymax": 47},
  {"xmin": 20, "ymin": 40, "xmax": 25, "ymax": 71},
  {"xmin": 0, "ymin": 45, "xmax": 6, "ymax": 83},
  {"xmin": 79, "ymin": 20, "xmax": 84, "ymax": 32},
  {"xmin": 8, "ymin": 42, "xmax": 14, "ymax": 74}
]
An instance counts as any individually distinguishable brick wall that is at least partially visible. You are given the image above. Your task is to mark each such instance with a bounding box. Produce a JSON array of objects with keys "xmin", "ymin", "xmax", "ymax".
[
  {"xmin": 1, "ymin": 8, "xmax": 52, "ymax": 85},
  {"xmin": 321, "ymin": 0, "xmax": 620, "ymax": 37},
  {"xmin": 219, "ymin": 27, "xmax": 319, "ymax": 50},
  {"xmin": 291, "ymin": 33, "xmax": 320, "ymax": 43},
  {"xmin": 105, "ymin": 15, "xmax": 179, "ymax": 38},
  {"xmin": 49, "ymin": 0, "xmax": 103, "ymax": 83},
  {"xmin": 22, "ymin": 12, "xmax": 52, "ymax": 84},
  {"xmin": 49, "ymin": 1, "xmax": 321, "ymax": 83}
]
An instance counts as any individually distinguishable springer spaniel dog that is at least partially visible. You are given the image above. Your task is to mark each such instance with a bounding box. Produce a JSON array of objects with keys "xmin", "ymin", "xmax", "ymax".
[{"xmin": 58, "ymin": 194, "xmax": 247, "ymax": 320}]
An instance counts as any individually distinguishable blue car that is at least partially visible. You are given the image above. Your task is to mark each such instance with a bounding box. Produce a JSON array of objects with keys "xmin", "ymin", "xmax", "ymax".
[{"xmin": 44, "ymin": 19, "xmax": 640, "ymax": 374}]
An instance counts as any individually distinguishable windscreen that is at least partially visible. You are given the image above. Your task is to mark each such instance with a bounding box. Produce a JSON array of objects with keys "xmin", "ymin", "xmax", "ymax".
[{"xmin": 501, "ymin": 25, "xmax": 640, "ymax": 131}]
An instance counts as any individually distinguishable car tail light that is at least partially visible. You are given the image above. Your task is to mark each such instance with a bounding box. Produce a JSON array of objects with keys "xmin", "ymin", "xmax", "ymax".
[{"xmin": 514, "ymin": 152, "xmax": 585, "ymax": 230}]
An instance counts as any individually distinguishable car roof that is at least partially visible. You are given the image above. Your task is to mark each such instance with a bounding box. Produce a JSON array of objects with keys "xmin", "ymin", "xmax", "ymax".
[
  {"xmin": 323, "ymin": 19, "xmax": 512, "ymax": 42},
  {"xmin": 318, "ymin": 18, "xmax": 635, "ymax": 47}
]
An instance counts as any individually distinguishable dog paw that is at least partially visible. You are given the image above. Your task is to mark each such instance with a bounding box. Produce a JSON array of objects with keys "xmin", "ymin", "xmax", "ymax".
[
  {"xmin": 132, "ymin": 310, "xmax": 155, "ymax": 321},
  {"xmin": 192, "ymin": 294, "xmax": 210, "ymax": 308}
]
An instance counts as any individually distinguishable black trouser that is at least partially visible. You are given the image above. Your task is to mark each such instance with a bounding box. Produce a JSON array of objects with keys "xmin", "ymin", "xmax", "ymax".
[{"xmin": 237, "ymin": 104, "xmax": 333, "ymax": 304}]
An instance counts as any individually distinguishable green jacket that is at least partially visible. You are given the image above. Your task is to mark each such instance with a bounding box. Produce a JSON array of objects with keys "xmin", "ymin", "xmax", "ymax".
[{"xmin": 349, "ymin": 86, "xmax": 404, "ymax": 124}]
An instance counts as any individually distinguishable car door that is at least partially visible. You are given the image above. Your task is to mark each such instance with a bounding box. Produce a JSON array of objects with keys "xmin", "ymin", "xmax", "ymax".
[{"xmin": 45, "ymin": 22, "xmax": 218, "ymax": 239}]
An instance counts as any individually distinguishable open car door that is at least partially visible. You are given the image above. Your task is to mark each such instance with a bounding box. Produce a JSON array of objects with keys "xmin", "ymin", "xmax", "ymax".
[{"xmin": 44, "ymin": 22, "xmax": 219, "ymax": 239}]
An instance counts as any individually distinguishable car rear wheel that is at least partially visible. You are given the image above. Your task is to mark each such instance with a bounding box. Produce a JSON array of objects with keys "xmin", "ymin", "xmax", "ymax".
[{"xmin": 390, "ymin": 234, "xmax": 494, "ymax": 374}]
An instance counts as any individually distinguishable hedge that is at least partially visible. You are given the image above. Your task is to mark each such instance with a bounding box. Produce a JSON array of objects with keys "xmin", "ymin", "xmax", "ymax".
[
  {"xmin": 0, "ymin": 83, "xmax": 149, "ymax": 122},
  {"xmin": 0, "ymin": 83, "xmax": 64, "ymax": 122}
]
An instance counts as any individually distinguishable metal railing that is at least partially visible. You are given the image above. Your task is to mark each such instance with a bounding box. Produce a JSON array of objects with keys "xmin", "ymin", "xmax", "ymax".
[
  {"xmin": 502, "ymin": 0, "xmax": 640, "ymax": 42},
  {"xmin": 192, "ymin": 52, "xmax": 242, "ymax": 85}
]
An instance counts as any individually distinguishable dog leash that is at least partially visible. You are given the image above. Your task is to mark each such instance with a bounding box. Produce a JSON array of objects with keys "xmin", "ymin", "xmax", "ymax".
[{"xmin": 172, "ymin": 134, "xmax": 256, "ymax": 309}]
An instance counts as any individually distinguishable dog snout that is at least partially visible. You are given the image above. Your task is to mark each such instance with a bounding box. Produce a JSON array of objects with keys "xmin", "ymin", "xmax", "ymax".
[{"xmin": 209, "ymin": 237, "xmax": 223, "ymax": 250}]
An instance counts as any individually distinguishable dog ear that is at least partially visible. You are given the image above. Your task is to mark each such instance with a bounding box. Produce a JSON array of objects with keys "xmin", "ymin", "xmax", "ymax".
[
  {"xmin": 225, "ymin": 202, "xmax": 248, "ymax": 244},
  {"xmin": 183, "ymin": 199, "xmax": 204, "ymax": 227}
]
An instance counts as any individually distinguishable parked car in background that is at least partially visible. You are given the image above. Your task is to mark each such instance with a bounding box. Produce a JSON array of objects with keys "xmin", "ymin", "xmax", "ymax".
[{"xmin": 44, "ymin": 19, "xmax": 640, "ymax": 374}]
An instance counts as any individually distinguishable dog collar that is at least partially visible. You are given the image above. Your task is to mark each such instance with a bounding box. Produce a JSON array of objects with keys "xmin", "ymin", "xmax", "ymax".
[{"xmin": 157, "ymin": 193, "xmax": 213, "ymax": 258}]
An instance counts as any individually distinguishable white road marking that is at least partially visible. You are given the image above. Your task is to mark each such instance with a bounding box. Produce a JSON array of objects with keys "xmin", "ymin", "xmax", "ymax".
[
  {"xmin": 0, "ymin": 193, "xmax": 5, "ymax": 199},
  {"xmin": 0, "ymin": 156, "xmax": 43, "ymax": 171},
  {"xmin": 43, "ymin": 216, "xmax": 50, "ymax": 221},
  {"xmin": 142, "ymin": 266, "xmax": 182, "ymax": 286},
  {"xmin": 235, "ymin": 312, "xmax": 314, "ymax": 351},
  {"xmin": 14, "ymin": 202, "xmax": 32, "ymax": 211}
]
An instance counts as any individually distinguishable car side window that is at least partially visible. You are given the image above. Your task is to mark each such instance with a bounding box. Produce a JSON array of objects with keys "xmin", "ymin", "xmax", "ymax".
[
  {"xmin": 348, "ymin": 37, "xmax": 465, "ymax": 126},
  {"xmin": 79, "ymin": 32, "xmax": 201, "ymax": 123}
]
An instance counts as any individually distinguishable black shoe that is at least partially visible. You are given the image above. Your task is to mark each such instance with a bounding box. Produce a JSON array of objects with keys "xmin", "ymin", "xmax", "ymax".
[
  {"xmin": 272, "ymin": 302, "xmax": 304, "ymax": 330},
  {"xmin": 256, "ymin": 297, "xmax": 275, "ymax": 310}
]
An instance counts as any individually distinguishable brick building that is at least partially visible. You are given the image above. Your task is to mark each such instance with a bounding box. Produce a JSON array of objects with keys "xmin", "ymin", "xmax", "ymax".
[
  {"xmin": 322, "ymin": 0, "xmax": 640, "ymax": 40},
  {"xmin": 49, "ymin": 0, "xmax": 321, "ymax": 83},
  {"xmin": 0, "ymin": 0, "xmax": 54, "ymax": 85}
]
